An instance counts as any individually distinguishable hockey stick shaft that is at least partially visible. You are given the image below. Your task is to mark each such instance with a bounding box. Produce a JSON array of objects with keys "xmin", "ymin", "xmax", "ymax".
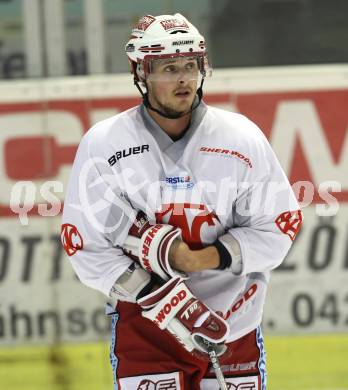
[{"xmin": 207, "ymin": 345, "xmax": 228, "ymax": 390}]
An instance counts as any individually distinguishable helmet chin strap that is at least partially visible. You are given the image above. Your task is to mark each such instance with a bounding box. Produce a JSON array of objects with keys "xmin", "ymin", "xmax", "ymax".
[{"xmin": 134, "ymin": 77, "xmax": 205, "ymax": 120}]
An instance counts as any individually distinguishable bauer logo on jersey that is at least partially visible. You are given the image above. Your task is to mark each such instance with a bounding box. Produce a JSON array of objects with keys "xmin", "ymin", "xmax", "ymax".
[
  {"xmin": 165, "ymin": 174, "xmax": 194, "ymax": 189},
  {"xmin": 108, "ymin": 144, "xmax": 149, "ymax": 166}
]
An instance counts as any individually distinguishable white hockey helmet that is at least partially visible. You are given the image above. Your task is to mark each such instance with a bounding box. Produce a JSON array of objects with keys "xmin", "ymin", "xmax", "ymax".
[{"xmin": 125, "ymin": 13, "xmax": 211, "ymax": 81}]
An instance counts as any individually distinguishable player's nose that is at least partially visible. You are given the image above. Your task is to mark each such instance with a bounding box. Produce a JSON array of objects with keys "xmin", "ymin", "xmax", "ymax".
[{"xmin": 178, "ymin": 75, "xmax": 190, "ymax": 85}]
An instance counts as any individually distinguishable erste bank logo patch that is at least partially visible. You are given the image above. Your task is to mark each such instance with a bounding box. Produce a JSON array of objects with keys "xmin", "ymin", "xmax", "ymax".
[{"xmin": 165, "ymin": 174, "xmax": 194, "ymax": 189}]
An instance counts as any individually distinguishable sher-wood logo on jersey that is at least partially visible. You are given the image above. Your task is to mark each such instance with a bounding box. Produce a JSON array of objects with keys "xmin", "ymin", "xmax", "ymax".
[
  {"xmin": 108, "ymin": 144, "xmax": 149, "ymax": 166},
  {"xmin": 199, "ymin": 147, "xmax": 253, "ymax": 168}
]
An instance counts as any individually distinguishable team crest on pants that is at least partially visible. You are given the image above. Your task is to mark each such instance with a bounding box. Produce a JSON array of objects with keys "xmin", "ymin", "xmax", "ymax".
[
  {"xmin": 137, "ymin": 378, "xmax": 176, "ymax": 389},
  {"xmin": 201, "ymin": 376, "xmax": 259, "ymax": 390},
  {"xmin": 118, "ymin": 372, "xmax": 183, "ymax": 389}
]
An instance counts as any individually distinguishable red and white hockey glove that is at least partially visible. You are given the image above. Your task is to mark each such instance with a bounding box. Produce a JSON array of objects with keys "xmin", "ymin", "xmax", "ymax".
[
  {"xmin": 137, "ymin": 276, "xmax": 230, "ymax": 359},
  {"xmin": 123, "ymin": 210, "xmax": 185, "ymax": 281}
]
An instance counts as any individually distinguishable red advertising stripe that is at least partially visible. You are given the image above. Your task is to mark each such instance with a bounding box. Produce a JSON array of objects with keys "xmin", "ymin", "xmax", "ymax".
[
  {"xmin": 5, "ymin": 137, "xmax": 77, "ymax": 180},
  {"xmin": 1, "ymin": 91, "xmax": 347, "ymax": 220}
]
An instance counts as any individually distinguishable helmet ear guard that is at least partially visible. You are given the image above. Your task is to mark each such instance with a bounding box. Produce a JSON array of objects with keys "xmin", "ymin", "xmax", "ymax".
[{"xmin": 128, "ymin": 60, "xmax": 145, "ymax": 82}]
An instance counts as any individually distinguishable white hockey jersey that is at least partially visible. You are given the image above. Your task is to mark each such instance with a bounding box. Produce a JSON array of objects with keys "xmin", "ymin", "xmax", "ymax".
[{"xmin": 62, "ymin": 102, "xmax": 301, "ymax": 342}]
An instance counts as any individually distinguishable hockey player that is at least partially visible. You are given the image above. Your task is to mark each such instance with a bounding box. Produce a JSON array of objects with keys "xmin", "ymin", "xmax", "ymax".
[{"xmin": 61, "ymin": 13, "xmax": 302, "ymax": 389}]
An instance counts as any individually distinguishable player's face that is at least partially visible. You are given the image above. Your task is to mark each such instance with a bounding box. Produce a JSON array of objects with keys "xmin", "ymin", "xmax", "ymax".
[{"xmin": 146, "ymin": 57, "xmax": 199, "ymax": 118}]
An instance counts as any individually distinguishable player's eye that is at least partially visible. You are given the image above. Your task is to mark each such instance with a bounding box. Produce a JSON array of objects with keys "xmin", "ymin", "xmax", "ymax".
[
  {"xmin": 163, "ymin": 65, "xmax": 177, "ymax": 73},
  {"xmin": 185, "ymin": 62, "xmax": 196, "ymax": 70}
]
